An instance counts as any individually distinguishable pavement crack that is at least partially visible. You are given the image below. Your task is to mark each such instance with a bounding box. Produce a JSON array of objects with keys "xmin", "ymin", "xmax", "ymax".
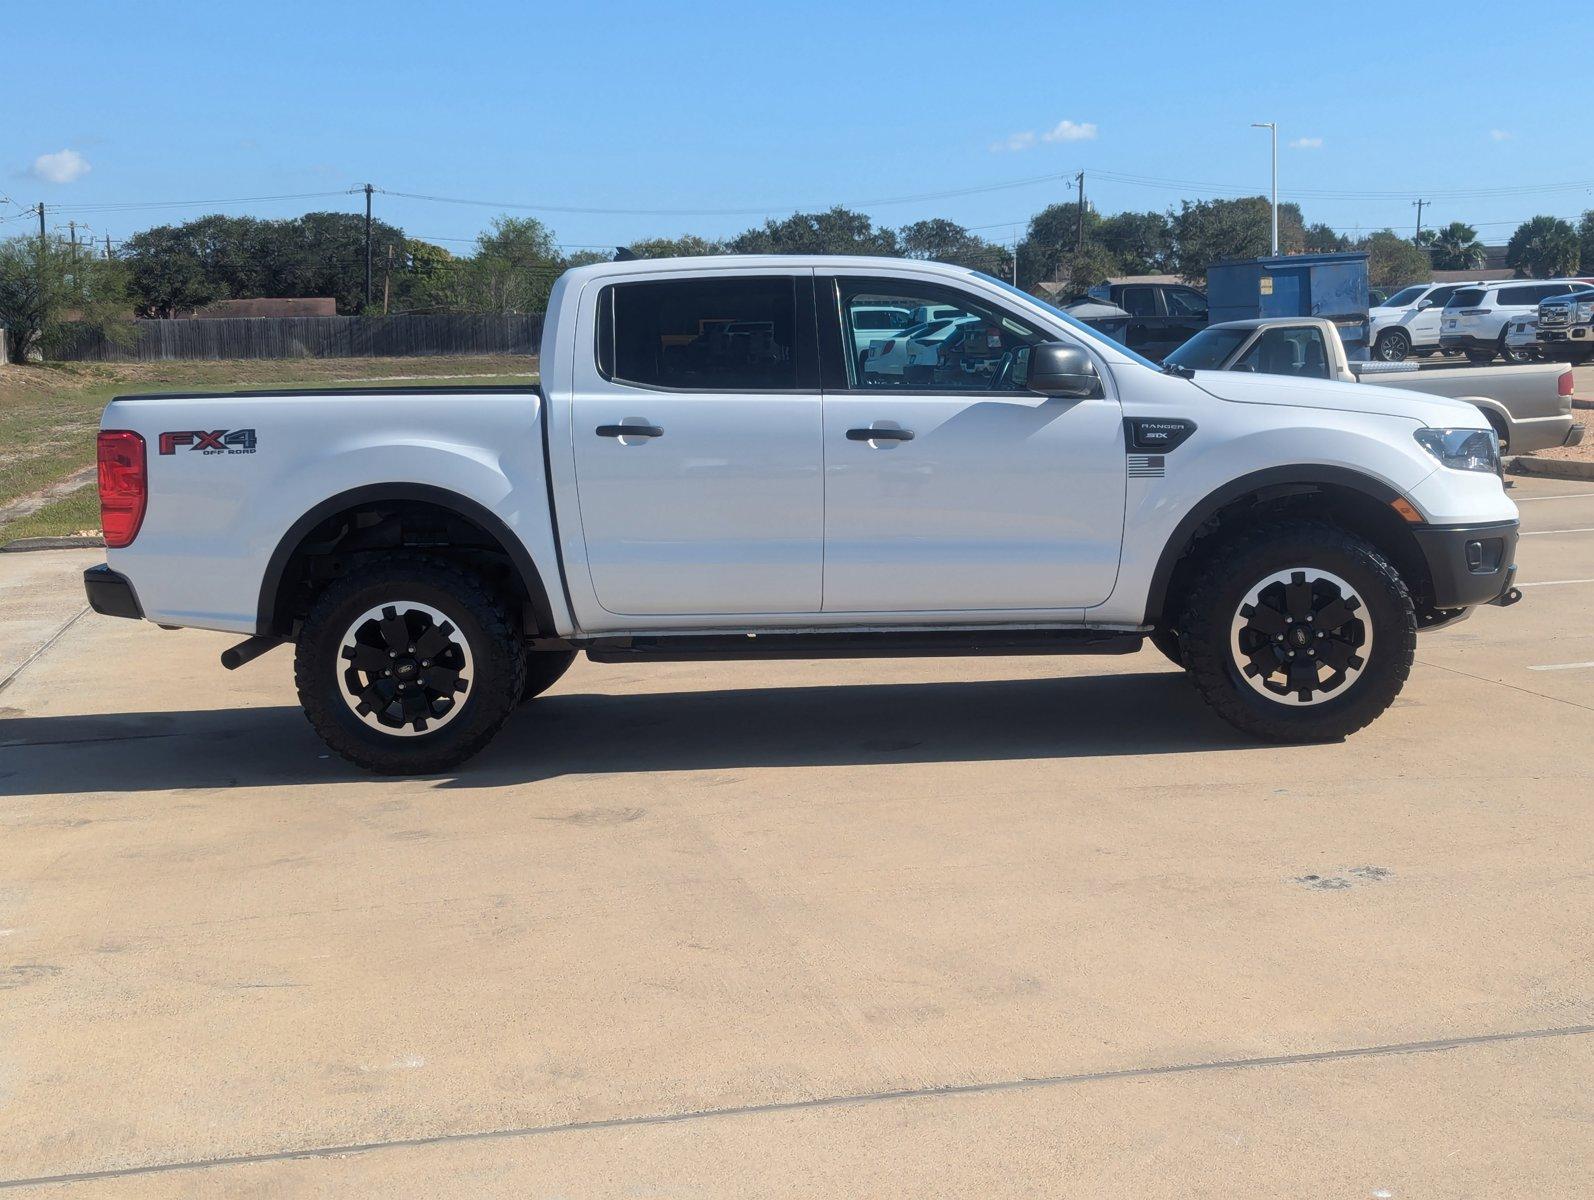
[
  {"xmin": 0, "ymin": 605, "xmax": 90, "ymax": 696},
  {"xmin": 1415, "ymin": 657, "xmax": 1594, "ymax": 713},
  {"xmin": 4, "ymin": 1021, "xmax": 1590, "ymax": 1190}
]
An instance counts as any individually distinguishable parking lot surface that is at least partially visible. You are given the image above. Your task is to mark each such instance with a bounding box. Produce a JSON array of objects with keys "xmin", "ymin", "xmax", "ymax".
[{"xmin": 2, "ymin": 476, "xmax": 1591, "ymax": 1197}]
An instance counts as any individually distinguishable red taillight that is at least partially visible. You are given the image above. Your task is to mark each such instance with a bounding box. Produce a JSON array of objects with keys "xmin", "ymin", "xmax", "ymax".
[
  {"xmin": 1559, "ymin": 370, "xmax": 1576, "ymax": 398},
  {"xmin": 97, "ymin": 430, "xmax": 146, "ymax": 548}
]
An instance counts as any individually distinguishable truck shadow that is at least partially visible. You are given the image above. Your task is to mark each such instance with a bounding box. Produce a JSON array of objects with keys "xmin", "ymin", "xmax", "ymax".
[{"xmin": 0, "ymin": 670, "xmax": 1259, "ymax": 797}]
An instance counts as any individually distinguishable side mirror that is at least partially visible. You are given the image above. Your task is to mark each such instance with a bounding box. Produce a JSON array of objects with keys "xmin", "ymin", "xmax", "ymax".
[
  {"xmin": 1417, "ymin": 299, "xmax": 1434, "ymax": 310},
  {"xmin": 1026, "ymin": 342, "xmax": 1100, "ymax": 398}
]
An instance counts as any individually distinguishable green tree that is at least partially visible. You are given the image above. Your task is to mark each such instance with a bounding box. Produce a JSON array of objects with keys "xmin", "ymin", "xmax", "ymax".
[
  {"xmin": 1428, "ymin": 222, "xmax": 1486, "ymax": 271},
  {"xmin": 0, "ymin": 235, "xmax": 130, "ymax": 362},
  {"xmin": 1050, "ymin": 243, "xmax": 1122, "ymax": 296},
  {"xmin": 623, "ymin": 235, "xmax": 724, "ymax": 258},
  {"xmin": 1169, "ymin": 198, "xmax": 1306, "ymax": 283},
  {"xmin": 1096, "ymin": 211, "xmax": 1172, "ymax": 275},
  {"xmin": 1579, "ymin": 211, "xmax": 1594, "ymax": 280},
  {"xmin": 728, "ymin": 207, "xmax": 898, "ymax": 256},
  {"xmin": 454, "ymin": 216, "xmax": 564, "ymax": 313},
  {"xmin": 1506, "ymin": 215, "xmax": 1580, "ymax": 278},
  {"xmin": 1015, "ymin": 202, "xmax": 1104, "ymax": 289},
  {"xmin": 1303, "ymin": 222, "xmax": 1350, "ymax": 253},
  {"xmin": 1358, "ymin": 229, "xmax": 1431, "ymax": 288},
  {"xmin": 897, "ymin": 218, "xmax": 1010, "ymax": 275}
]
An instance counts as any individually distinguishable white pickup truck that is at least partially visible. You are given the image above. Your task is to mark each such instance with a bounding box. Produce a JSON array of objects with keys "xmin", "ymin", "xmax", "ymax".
[{"xmin": 86, "ymin": 257, "xmax": 1522, "ymax": 773}]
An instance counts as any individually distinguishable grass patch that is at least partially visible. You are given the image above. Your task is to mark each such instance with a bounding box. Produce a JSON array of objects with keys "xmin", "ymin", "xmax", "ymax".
[
  {"xmin": 0, "ymin": 357, "xmax": 538, "ymax": 538},
  {"xmin": 0, "ymin": 485, "xmax": 102, "ymax": 543}
]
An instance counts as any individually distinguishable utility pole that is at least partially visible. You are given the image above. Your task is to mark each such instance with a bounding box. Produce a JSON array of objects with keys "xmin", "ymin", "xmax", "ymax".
[
  {"xmin": 1251, "ymin": 122, "xmax": 1278, "ymax": 255},
  {"xmin": 1075, "ymin": 172, "xmax": 1086, "ymax": 250},
  {"xmin": 36, "ymin": 202, "xmax": 46, "ymax": 248},
  {"xmin": 1412, "ymin": 198, "xmax": 1427, "ymax": 245},
  {"xmin": 104, "ymin": 234, "xmax": 112, "ymax": 260},
  {"xmin": 363, "ymin": 183, "xmax": 375, "ymax": 311},
  {"xmin": 383, "ymin": 243, "xmax": 394, "ymax": 315},
  {"xmin": 68, "ymin": 221, "xmax": 77, "ymax": 265}
]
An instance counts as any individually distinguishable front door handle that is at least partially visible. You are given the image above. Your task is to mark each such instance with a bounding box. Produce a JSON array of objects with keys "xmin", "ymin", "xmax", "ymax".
[
  {"xmin": 596, "ymin": 423, "xmax": 663, "ymax": 439},
  {"xmin": 846, "ymin": 427, "xmax": 914, "ymax": 442}
]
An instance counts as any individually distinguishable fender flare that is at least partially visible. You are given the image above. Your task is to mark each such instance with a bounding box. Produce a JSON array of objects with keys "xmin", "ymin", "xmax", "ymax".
[
  {"xmin": 1142, "ymin": 465, "xmax": 1405, "ymax": 626},
  {"xmin": 255, "ymin": 483, "xmax": 555, "ymax": 636}
]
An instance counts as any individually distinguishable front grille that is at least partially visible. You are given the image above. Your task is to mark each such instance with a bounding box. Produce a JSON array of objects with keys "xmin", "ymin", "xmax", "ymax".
[{"xmin": 1539, "ymin": 306, "xmax": 1571, "ymax": 327}]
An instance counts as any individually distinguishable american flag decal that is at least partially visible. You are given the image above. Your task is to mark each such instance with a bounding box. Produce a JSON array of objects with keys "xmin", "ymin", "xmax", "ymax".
[{"xmin": 1127, "ymin": 454, "xmax": 1165, "ymax": 478}]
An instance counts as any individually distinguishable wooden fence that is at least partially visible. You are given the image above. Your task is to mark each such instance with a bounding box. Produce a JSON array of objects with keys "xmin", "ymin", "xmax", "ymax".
[{"xmin": 51, "ymin": 314, "xmax": 543, "ymax": 361}]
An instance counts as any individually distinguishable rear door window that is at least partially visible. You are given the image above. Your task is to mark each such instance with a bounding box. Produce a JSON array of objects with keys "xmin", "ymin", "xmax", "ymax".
[
  {"xmin": 1164, "ymin": 288, "xmax": 1208, "ymax": 317},
  {"xmin": 1119, "ymin": 286, "xmax": 1159, "ymax": 317},
  {"xmin": 600, "ymin": 276, "xmax": 799, "ymax": 390}
]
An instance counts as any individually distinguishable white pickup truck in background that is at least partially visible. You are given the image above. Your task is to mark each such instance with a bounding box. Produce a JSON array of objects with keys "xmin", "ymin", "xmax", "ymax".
[
  {"xmin": 1164, "ymin": 315, "xmax": 1582, "ymax": 453},
  {"xmin": 86, "ymin": 257, "xmax": 1521, "ymax": 773}
]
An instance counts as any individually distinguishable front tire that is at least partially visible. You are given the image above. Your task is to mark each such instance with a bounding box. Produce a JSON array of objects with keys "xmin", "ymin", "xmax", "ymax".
[
  {"xmin": 295, "ymin": 556, "xmax": 526, "ymax": 774},
  {"xmin": 1374, "ymin": 329, "xmax": 1411, "ymax": 362},
  {"xmin": 1178, "ymin": 522, "xmax": 1416, "ymax": 742}
]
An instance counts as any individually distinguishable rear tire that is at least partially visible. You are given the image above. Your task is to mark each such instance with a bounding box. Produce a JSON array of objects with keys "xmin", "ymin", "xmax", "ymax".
[
  {"xmin": 1179, "ymin": 521, "xmax": 1416, "ymax": 743},
  {"xmin": 295, "ymin": 555, "xmax": 526, "ymax": 774},
  {"xmin": 1465, "ymin": 348, "xmax": 1496, "ymax": 365},
  {"xmin": 1499, "ymin": 331, "xmax": 1534, "ymax": 365},
  {"xmin": 1374, "ymin": 329, "xmax": 1411, "ymax": 362}
]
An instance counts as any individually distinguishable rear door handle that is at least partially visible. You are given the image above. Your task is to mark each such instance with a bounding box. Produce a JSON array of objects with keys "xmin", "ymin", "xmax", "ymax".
[
  {"xmin": 846, "ymin": 427, "xmax": 914, "ymax": 441},
  {"xmin": 596, "ymin": 423, "xmax": 663, "ymax": 439}
]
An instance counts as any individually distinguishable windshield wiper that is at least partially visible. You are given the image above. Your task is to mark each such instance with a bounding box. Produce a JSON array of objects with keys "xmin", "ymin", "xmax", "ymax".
[{"xmin": 1161, "ymin": 361, "xmax": 1195, "ymax": 378}]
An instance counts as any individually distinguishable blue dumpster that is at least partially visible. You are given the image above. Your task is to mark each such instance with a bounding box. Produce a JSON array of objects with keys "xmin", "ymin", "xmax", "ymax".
[{"xmin": 1207, "ymin": 251, "xmax": 1371, "ymax": 359}]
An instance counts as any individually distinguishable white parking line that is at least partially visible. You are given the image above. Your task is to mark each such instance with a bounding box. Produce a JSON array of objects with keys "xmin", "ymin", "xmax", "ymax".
[
  {"xmin": 1527, "ymin": 661, "xmax": 1594, "ymax": 672},
  {"xmin": 1521, "ymin": 527, "xmax": 1594, "ymax": 536},
  {"xmin": 1519, "ymin": 578, "xmax": 1594, "ymax": 588},
  {"xmin": 1515, "ymin": 492, "xmax": 1594, "ymax": 502}
]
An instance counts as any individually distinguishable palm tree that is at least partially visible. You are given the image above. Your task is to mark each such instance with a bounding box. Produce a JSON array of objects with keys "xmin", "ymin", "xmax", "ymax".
[{"xmin": 1429, "ymin": 222, "xmax": 1486, "ymax": 271}]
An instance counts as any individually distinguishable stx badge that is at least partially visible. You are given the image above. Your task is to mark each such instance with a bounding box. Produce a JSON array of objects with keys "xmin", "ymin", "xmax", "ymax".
[{"xmin": 159, "ymin": 429, "xmax": 257, "ymax": 456}]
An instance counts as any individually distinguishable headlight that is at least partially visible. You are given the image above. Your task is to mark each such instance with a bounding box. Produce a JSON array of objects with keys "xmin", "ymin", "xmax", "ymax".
[
  {"xmin": 1414, "ymin": 427, "xmax": 1501, "ymax": 474},
  {"xmin": 1577, "ymin": 301, "xmax": 1594, "ymax": 322}
]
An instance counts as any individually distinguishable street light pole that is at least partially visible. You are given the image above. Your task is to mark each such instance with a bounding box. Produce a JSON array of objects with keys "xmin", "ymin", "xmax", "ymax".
[{"xmin": 1251, "ymin": 122, "xmax": 1278, "ymax": 255}]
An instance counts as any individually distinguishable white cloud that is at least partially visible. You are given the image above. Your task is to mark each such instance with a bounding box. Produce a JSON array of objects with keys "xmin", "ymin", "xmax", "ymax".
[
  {"xmin": 991, "ymin": 119, "xmax": 1096, "ymax": 152},
  {"xmin": 990, "ymin": 131, "xmax": 1037, "ymax": 153},
  {"xmin": 1042, "ymin": 120, "xmax": 1097, "ymax": 143},
  {"xmin": 1489, "ymin": 129, "xmax": 1512, "ymax": 141},
  {"xmin": 29, "ymin": 148, "xmax": 91, "ymax": 184},
  {"xmin": 1289, "ymin": 136, "xmax": 1323, "ymax": 150}
]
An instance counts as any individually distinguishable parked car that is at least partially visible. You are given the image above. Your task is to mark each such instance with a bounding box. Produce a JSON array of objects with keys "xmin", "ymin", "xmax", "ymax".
[
  {"xmin": 848, "ymin": 305, "xmax": 913, "ymax": 355},
  {"xmin": 1533, "ymin": 288, "xmax": 1594, "ymax": 364},
  {"xmin": 1065, "ymin": 281, "xmax": 1209, "ymax": 360},
  {"xmin": 1165, "ymin": 316, "xmax": 1582, "ymax": 453},
  {"xmin": 861, "ymin": 315, "xmax": 980, "ymax": 381},
  {"xmin": 86, "ymin": 256, "xmax": 1520, "ymax": 773},
  {"xmin": 1368, "ymin": 281, "xmax": 1478, "ymax": 362},
  {"xmin": 1505, "ymin": 314, "xmax": 1541, "ymax": 359},
  {"xmin": 1440, "ymin": 279, "xmax": 1588, "ymax": 364}
]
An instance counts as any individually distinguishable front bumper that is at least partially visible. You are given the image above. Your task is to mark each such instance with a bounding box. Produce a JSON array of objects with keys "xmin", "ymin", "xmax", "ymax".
[
  {"xmin": 83, "ymin": 563, "xmax": 144, "ymax": 620},
  {"xmin": 1411, "ymin": 520, "xmax": 1520, "ymax": 609}
]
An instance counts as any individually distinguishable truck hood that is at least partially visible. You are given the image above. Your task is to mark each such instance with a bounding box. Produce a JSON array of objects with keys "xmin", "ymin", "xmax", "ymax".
[{"xmin": 1190, "ymin": 369, "xmax": 1488, "ymax": 429}]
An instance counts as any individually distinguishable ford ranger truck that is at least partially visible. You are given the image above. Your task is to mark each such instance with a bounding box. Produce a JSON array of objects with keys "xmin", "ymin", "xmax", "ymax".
[{"xmin": 83, "ymin": 256, "xmax": 1522, "ymax": 774}]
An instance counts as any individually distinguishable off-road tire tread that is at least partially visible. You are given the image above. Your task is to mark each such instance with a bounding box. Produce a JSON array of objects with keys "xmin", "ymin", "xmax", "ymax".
[
  {"xmin": 1178, "ymin": 520, "xmax": 1416, "ymax": 742},
  {"xmin": 295, "ymin": 554, "xmax": 527, "ymax": 774}
]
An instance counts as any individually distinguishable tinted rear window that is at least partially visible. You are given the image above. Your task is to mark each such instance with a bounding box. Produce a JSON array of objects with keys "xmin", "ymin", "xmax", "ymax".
[
  {"xmin": 601, "ymin": 276, "xmax": 798, "ymax": 390},
  {"xmin": 1447, "ymin": 288, "xmax": 1486, "ymax": 308},
  {"xmin": 1497, "ymin": 284, "xmax": 1556, "ymax": 306}
]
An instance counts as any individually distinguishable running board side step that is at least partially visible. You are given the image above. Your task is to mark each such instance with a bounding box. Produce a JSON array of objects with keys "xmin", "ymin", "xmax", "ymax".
[{"xmin": 583, "ymin": 629, "xmax": 1143, "ymax": 663}]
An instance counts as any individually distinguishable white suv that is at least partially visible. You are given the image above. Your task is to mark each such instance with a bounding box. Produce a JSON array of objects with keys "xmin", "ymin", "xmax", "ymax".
[
  {"xmin": 1369, "ymin": 282, "xmax": 1477, "ymax": 361},
  {"xmin": 1440, "ymin": 279, "xmax": 1588, "ymax": 364}
]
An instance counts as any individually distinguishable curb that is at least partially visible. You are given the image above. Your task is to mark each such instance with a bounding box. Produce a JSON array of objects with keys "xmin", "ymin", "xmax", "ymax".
[
  {"xmin": 1505, "ymin": 456, "xmax": 1594, "ymax": 482},
  {"xmin": 1, "ymin": 535, "xmax": 105, "ymax": 553}
]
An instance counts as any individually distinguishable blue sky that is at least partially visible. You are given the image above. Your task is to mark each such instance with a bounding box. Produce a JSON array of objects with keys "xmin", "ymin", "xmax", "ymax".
[{"xmin": 6, "ymin": 1, "xmax": 1591, "ymax": 254}]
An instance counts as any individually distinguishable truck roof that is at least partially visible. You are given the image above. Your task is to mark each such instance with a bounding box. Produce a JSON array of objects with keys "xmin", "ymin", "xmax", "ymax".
[{"xmin": 558, "ymin": 255, "xmax": 989, "ymax": 283}]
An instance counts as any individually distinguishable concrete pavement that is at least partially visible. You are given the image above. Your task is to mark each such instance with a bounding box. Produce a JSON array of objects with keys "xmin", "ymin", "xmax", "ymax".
[{"xmin": 1, "ymin": 479, "xmax": 1591, "ymax": 1197}]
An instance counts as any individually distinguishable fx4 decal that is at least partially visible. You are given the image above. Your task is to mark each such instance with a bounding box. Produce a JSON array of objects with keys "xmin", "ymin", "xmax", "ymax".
[{"xmin": 159, "ymin": 429, "xmax": 257, "ymax": 456}]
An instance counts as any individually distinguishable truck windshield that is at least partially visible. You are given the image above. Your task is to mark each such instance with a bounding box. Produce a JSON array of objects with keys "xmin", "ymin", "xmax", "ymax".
[
  {"xmin": 1162, "ymin": 326, "xmax": 1252, "ymax": 371},
  {"xmin": 972, "ymin": 273, "xmax": 1162, "ymax": 370}
]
